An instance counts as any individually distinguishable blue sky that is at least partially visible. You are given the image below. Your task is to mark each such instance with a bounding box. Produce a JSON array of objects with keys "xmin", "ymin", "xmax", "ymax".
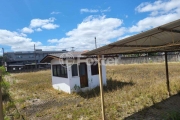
[{"xmin": 0, "ymin": 0, "xmax": 180, "ymax": 54}]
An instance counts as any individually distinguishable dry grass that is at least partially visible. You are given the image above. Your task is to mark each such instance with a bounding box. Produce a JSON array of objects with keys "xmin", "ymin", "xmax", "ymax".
[{"xmin": 6, "ymin": 62, "xmax": 180, "ymax": 120}]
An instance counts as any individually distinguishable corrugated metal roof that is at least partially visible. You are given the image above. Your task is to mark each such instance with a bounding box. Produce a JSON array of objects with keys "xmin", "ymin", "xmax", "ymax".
[
  {"xmin": 83, "ymin": 19, "xmax": 180, "ymax": 55},
  {"xmin": 40, "ymin": 51, "xmax": 88, "ymax": 63},
  {"xmin": 50, "ymin": 51, "xmax": 85, "ymax": 58}
]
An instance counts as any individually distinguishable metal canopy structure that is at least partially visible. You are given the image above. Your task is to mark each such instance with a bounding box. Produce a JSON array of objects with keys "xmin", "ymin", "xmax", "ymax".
[
  {"xmin": 83, "ymin": 19, "xmax": 180, "ymax": 56},
  {"xmin": 82, "ymin": 19, "xmax": 180, "ymax": 120}
]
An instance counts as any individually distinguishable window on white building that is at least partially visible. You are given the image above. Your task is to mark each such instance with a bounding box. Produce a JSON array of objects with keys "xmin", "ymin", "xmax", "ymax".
[
  {"xmin": 52, "ymin": 65, "xmax": 67, "ymax": 78},
  {"xmin": 71, "ymin": 64, "xmax": 78, "ymax": 76},
  {"xmin": 91, "ymin": 62, "xmax": 99, "ymax": 75}
]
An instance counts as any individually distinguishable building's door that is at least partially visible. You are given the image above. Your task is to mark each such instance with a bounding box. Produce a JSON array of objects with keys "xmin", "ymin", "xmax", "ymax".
[{"xmin": 79, "ymin": 63, "xmax": 88, "ymax": 88}]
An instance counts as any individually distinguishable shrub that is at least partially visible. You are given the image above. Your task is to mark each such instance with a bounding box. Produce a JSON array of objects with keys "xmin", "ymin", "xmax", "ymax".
[
  {"xmin": 163, "ymin": 110, "xmax": 180, "ymax": 120},
  {"xmin": 1, "ymin": 78, "xmax": 10, "ymax": 101},
  {"xmin": 0, "ymin": 66, "xmax": 7, "ymax": 76},
  {"xmin": 0, "ymin": 66, "xmax": 10, "ymax": 100}
]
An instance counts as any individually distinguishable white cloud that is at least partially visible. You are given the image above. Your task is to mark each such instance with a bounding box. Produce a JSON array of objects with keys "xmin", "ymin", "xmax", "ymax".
[
  {"xmin": 129, "ymin": 13, "xmax": 180, "ymax": 33},
  {"xmin": 80, "ymin": 8, "xmax": 99, "ymax": 13},
  {"xmin": 48, "ymin": 15, "xmax": 125, "ymax": 51},
  {"xmin": 30, "ymin": 17, "xmax": 59, "ymax": 29},
  {"xmin": 117, "ymin": 35, "xmax": 133, "ymax": 41},
  {"xmin": 21, "ymin": 17, "xmax": 59, "ymax": 34},
  {"xmin": 129, "ymin": 0, "xmax": 180, "ymax": 33},
  {"xmin": 35, "ymin": 28, "xmax": 42, "ymax": 32},
  {"xmin": 51, "ymin": 11, "xmax": 60, "ymax": 14},
  {"xmin": 150, "ymin": 11, "xmax": 159, "ymax": 16},
  {"xmin": 101, "ymin": 7, "xmax": 111, "ymax": 12},
  {"xmin": 47, "ymin": 39, "xmax": 59, "ymax": 43},
  {"xmin": 21, "ymin": 27, "xmax": 34, "ymax": 33},
  {"xmin": 41, "ymin": 23, "xmax": 59, "ymax": 29},
  {"xmin": 0, "ymin": 29, "xmax": 60, "ymax": 51},
  {"xmin": 0, "ymin": 29, "xmax": 42, "ymax": 51},
  {"xmin": 136, "ymin": 0, "xmax": 180, "ymax": 13},
  {"xmin": 80, "ymin": 7, "xmax": 111, "ymax": 14}
]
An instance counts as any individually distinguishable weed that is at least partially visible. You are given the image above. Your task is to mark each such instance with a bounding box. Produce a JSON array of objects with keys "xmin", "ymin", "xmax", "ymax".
[
  {"xmin": 162, "ymin": 110, "xmax": 180, "ymax": 120},
  {"xmin": 0, "ymin": 66, "xmax": 8, "ymax": 76},
  {"xmin": 74, "ymin": 84, "xmax": 81, "ymax": 91}
]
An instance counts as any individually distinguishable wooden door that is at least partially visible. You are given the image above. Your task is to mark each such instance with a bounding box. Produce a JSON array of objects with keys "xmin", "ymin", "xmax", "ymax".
[{"xmin": 79, "ymin": 63, "xmax": 88, "ymax": 88}]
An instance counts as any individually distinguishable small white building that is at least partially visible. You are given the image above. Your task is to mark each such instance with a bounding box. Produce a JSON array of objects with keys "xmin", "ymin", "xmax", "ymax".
[{"xmin": 41, "ymin": 52, "xmax": 106, "ymax": 94}]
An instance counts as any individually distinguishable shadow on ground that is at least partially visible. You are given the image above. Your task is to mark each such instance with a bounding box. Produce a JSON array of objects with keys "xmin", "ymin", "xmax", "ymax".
[
  {"xmin": 124, "ymin": 93, "xmax": 180, "ymax": 120},
  {"xmin": 77, "ymin": 79, "xmax": 134, "ymax": 99}
]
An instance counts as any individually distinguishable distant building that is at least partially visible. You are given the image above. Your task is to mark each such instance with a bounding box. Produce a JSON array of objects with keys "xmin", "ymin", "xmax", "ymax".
[{"xmin": 4, "ymin": 49, "xmax": 67, "ymax": 72}]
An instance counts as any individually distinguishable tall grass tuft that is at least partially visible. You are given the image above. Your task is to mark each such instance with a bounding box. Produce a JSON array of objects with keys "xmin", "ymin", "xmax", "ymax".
[
  {"xmin": 1, "ymin": 66, "xmax": 21, "ymax": 119},
  {"xmin": 162, "ymin": 110, "xmax": 180, "ymax": 120}
]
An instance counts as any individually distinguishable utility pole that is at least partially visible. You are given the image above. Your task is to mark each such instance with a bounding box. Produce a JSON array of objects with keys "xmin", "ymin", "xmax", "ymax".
[
  {"xmin": 34, "ymin": 44, "xmax": 37, "ymax": 69},
  {"xmin": 95, "ymin": 37, "xmax": 97, "ymax": 48},
  {"xmin": 71, "ymin": 47, "xmax": 74, "ymax": 52}
]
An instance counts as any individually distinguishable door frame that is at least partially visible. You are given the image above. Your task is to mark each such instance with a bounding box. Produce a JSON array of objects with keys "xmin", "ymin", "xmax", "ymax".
[{"xmin": 79, "ymin": 62, "xmax": 88, "ymax": 88}]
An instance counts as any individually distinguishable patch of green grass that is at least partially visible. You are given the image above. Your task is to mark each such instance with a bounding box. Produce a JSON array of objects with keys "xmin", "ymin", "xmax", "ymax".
[{"xmin": 162, "ymin": 110, "xmax": 180, "ymax": 120}]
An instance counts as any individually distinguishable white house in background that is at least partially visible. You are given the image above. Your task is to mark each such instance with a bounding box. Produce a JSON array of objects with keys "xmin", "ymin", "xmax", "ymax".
[{"xmin": 41, "ymin": 51, "xmax": 107, "ymax": 94}]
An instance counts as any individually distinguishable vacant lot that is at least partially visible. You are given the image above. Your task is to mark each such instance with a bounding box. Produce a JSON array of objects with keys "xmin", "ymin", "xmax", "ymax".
[{"xmin": 5, "ymin": 63, "xmax": 180, "ymax": 119}]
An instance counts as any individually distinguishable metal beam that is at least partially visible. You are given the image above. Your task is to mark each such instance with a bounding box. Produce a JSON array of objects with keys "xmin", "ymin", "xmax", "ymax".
[
  {"xmin": 165, "ymin": 52, "xmax": 171, "ymax": 96},
  {"xmin": 158, "ymin": 27, "xmax": 180, "ymax": 33},
  {"xmin": 108, "ymin": 45, "xmax": 159, "ymax": 47},
  {"xmin": 98, "ymin": 55, "xmax": 105, "ymax": 120}
]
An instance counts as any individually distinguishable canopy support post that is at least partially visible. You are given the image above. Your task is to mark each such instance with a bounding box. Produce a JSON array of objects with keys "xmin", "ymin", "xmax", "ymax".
[
  {"xmin": 98, "ymin": 55, "xmax": 105, "ymax": 120},
  {"xmin": 165, "ymin": 52, "xmax": 171, "ymax": 96}
]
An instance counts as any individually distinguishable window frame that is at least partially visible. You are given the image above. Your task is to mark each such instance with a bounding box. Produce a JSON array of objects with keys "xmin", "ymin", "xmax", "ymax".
[
  {"xmin": 52, "ymin": 64, "xmax": 68, "ymax": 78},
  {"xmin": 91, "ymin": 62, "xmax": 99, "ymax": 75},
  {"xmin": 71, "ymin": 64, "xmax": 78, "ymax": 77}
]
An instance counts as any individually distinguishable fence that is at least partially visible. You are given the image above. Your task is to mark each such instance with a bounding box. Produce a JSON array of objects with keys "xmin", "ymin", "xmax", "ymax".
[
  {"xmin": 7, "ymin": 68, "xmax": 50, "ymax": 73},
  {"xmin": 119, "ymin": 54, "xmax": 180, "ymax": 64}
]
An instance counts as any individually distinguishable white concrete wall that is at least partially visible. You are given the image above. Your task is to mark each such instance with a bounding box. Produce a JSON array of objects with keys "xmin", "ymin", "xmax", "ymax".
[
  {"xmin": 52, "ymin": 76, "xmax": 70, "ymax": 93},
  {"xmin": 51, "ymin": 59, "xmax": 71, "ymax": 93},
  {"xmin": 50, "ymin": 58, "xmax": 107, "ymax": 94},
  {"xmin": 69, "ymin": 59, "xmax": 107, "ymax": 93},
  {"xmin": 105, "ymin": 57, "xmax": 119, "ymax": 65}
]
